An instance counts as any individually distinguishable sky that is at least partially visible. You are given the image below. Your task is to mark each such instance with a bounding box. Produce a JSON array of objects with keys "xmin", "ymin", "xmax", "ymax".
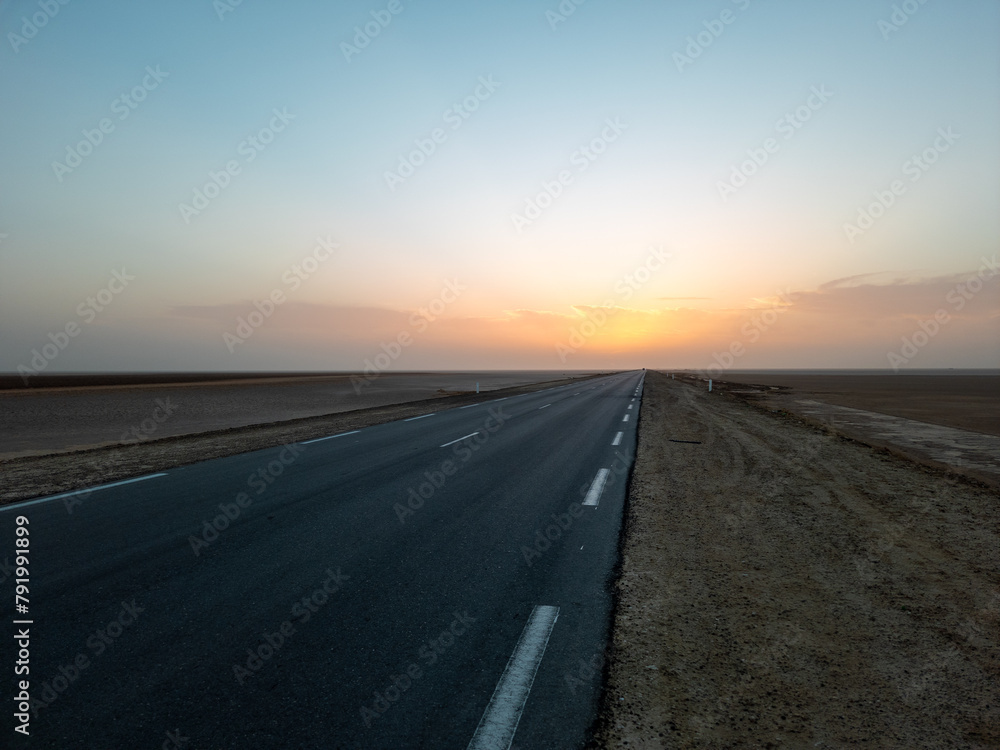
[{"xmin": 1, "ymin": 0, "xmax": 998, "ymax": 374}]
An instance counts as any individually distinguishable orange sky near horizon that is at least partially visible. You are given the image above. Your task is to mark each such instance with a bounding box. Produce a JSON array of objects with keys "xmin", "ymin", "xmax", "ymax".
[{"xmin": 2, "ymin": 2, "xmax": 998, "ymax": 374}]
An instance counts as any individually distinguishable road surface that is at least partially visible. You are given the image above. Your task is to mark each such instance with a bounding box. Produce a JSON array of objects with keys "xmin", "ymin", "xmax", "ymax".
[{"xmin": 3, "ymin": 371, "xmax": 644, "ymax": 749}]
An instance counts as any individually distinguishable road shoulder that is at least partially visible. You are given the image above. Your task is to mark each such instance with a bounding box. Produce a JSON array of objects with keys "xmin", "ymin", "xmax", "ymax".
[{"xmin": 592, "ymin": 370, "xmax": 999, "ymax": 747}]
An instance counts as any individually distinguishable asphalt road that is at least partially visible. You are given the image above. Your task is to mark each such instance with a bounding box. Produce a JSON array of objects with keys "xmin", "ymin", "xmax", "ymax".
[{"xmin": 2, "ymin": 370, "xmax": 644, "ymax": 749}]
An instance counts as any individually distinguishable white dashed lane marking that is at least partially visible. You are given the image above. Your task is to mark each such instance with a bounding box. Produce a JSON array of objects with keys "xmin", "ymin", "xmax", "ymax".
[
  {"xmin": 582, "ymin": 468, "xmax": 611, "ymax": 507},
  {"xmin": 466, "ymin": 605, "xmax": 560, "ymax": 750},
  {"xmin": 440, "ymin": 432, "xmax": 481, "ymax": 448},
  {"xmin": 302, "ymin": 430, "xmax": 360, "ymax": 445},
  {"xmin": 2, "ymin": 473, "xmax": 169, "ymax": 511}
]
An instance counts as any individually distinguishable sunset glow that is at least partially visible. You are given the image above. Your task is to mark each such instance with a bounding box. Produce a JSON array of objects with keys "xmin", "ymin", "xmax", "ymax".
[{"xmin": 2, "ymin": 0, "xmax": 997, "ymax": 374}]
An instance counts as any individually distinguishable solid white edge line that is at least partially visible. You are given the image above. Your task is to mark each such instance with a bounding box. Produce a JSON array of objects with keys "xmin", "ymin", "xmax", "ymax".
[
  {"xmin": 538, "ymin": 404, "xmax": 550, "ymax": 410},
  {"xmin": 466, "ymin": 605, "xmax": 560, "ymax": 750},
  {"xmin": 1, "ymin": 473, "xmax": 169, "ymax": 511},
  {"xmin": 612, "ymin": 432, "xmax": 623, "ymax": 446},
  {"xmin": 440, "ymin": 431, "xmax": 480, "ymax": 448},
  {"xmin": 582, "ymin": 468, "xmax": 611, "ymax": 507},
  {"xmin": 301, "ymin": 430, "xmax": 360, "ymax": 445},
  {"xmin": 460, "ymin": 403, "xmax": 481, "ymax": 409},
  {"xmin": 404, "ymin": 413, "xmax": 435, "ymax": 422},
  {"xmin": 622, "ymin": 414, "xmax": 630, "ymax": 422}
]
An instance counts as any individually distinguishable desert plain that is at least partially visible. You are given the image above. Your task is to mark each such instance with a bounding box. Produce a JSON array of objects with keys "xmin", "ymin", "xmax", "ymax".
[{"xmin": 2, "ymin": 369, "xmax": 997, "ymax": 748}]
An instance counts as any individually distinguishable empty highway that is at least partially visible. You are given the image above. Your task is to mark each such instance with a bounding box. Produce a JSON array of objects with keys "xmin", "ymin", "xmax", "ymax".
[{"xmin": 2, "ymin": 370, "xmax": 644, "ymax": 749}]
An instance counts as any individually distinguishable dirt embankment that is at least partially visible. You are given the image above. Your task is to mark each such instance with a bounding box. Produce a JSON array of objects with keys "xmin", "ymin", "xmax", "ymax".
[{"xmin": 594, "ymin": 371, "xmax": 999, "ymax": 748}]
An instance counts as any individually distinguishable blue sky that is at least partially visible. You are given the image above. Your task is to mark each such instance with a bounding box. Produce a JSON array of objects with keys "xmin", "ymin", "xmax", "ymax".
[{"xmin": 1, "ymin": 0, "xmax": 998, "ymax": 372}]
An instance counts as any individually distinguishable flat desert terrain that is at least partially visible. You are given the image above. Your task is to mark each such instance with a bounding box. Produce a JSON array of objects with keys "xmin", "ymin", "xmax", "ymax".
[
  {"xmin": 706, "ymin": 371, "xmax": 999, "ymax": 436},
  {"xmin": 0, "ymin": 371, "xmax": 594, "ymax": 459},
  {"xmin": 3, "ymin": 368, "xmax": 997, "ymax": 747},
  {"xmin": 678, "ymin": 371, "xmax": 1000, "ymax": 488},
  {"xmin": 595, "ymin": 371, "xmax": 999, "ymax": 748}
]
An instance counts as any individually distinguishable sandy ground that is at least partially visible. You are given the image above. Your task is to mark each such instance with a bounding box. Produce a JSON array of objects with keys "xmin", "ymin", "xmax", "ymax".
[
  {"xmin": 0, "ymin": 373, "xmax": 605, "ymax": 504},
  {"xmin": 593, "ymin": 371, "xmax": 999, "ymax": 748},
  {"xmin": 0, "ymin": 370, "xmax": 594, "ymax": 458},
  {"xmin": 671, "ymin": 374, "xmax": 1000, "ymax": 489},
  {"xmin": 789, "ymin": 399, "xmax": 1000, "ymax": 488},
  {"xmin": 707, "ymin": 372, "xmax": 1000, "ymax": 437}
]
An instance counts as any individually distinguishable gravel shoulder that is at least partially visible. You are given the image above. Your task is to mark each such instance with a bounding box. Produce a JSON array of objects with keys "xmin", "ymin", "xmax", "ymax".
[
  {"xmin": 593, "ymin": 371, "xmax": 999, "ymax": 748},
  {"xmin": 0, "ymin": 373, "xmax": 607, "ymax": 505}
]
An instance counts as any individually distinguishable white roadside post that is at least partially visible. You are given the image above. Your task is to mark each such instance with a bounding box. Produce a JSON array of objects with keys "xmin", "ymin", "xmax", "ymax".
[{"xmin": 708, "ymin": 379, "xmax": 713, "ymax": 392}]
